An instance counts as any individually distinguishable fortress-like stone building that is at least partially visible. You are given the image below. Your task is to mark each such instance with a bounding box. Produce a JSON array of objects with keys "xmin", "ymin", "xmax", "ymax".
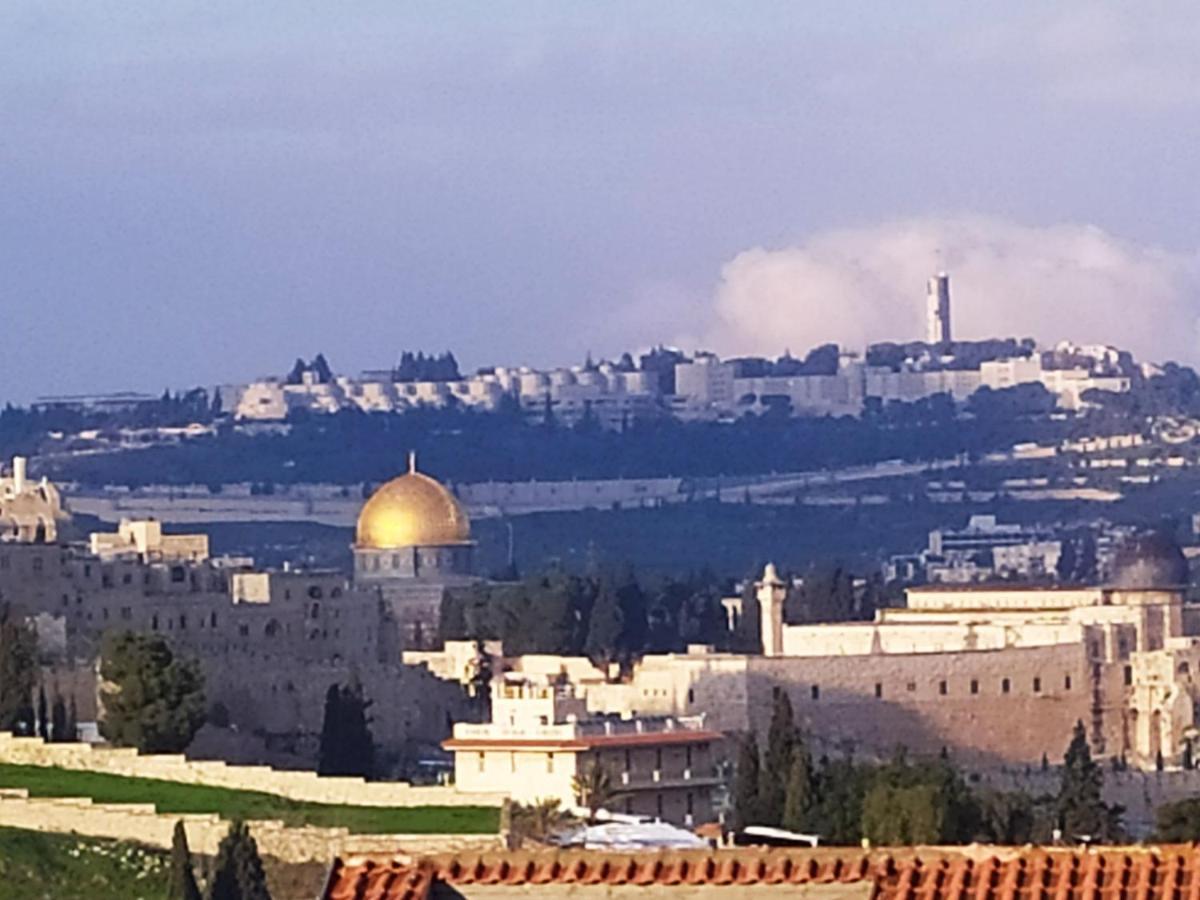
[
  {"xmin": 1, "ymin": 456, "xmax": 476, "ymax": 764},
  {"xmin": 418, "ymin": 544, "xmax": 1200, "ymax": 773}
]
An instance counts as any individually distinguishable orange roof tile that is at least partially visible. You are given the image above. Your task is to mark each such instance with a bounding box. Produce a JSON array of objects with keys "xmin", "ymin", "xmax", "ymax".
[{"xmin": 321, "ymin": 845, "xmax": 1200, "ymax": 900}]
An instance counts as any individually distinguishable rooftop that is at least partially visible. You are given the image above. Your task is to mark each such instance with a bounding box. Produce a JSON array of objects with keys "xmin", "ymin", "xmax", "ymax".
[{"xmin": 321, "ymin": 844, "xmax": 1200, "ymax": 899}]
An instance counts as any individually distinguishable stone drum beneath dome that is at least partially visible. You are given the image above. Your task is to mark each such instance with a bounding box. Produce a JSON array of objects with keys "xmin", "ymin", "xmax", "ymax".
[{"xmin": 352, "ymin": 454, "xmax": 477, "ymax": 649}]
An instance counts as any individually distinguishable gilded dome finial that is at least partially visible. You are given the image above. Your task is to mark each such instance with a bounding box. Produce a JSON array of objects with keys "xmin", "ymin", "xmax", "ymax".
[{"xmin": 408, "ymin": 450, "xmax": 417, "ymax": 474}]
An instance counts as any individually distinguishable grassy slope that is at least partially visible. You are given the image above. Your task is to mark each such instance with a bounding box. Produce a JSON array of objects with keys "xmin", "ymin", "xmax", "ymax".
[
  {"xmin": 0, "ymin": 763, "xmax": 498, "ymax": 834},
  {"xmin": 0, "ymin": 826, "xmax": 169, "ymax": 900}
]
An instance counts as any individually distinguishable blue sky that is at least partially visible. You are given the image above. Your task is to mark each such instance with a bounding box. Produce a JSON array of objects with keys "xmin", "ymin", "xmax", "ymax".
[{"xmin": 3, "ymin": 3, "xmax": 1199, "ymax": 399}]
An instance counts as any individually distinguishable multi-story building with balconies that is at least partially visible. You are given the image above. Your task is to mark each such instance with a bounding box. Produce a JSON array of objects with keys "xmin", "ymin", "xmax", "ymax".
[{"xmin": 443, "ymin": 679, "xmax": 722, "ymax": 826}]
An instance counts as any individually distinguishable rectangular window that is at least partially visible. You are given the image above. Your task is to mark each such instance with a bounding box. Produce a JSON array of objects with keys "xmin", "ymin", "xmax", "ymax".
[
  {"xmin": 1033, "ymin": 677, "xmax": 1041, "ymax": 693},
  {"xmin": 1064, "ymin": 675, "xmax": 1072, "ymax": 691},
  {"xmin": 686, "ymin": 746, "xmax": 693, "ymax": 768},
  {"xmin": 655, "ymin": 748, "xmax": 663, "ymax": 770},
  {"xmin": 624, "ymin": 749, "xmax": 631, "ymax": 771},
  {"xmin": 811, "ymin": 685, "xmax": 819, "ymax": 701},
  {"xmin": 1124, "ymin": 665, "xmax": 1133, "ymax": 686},
  {"xmin": 1001, "ymin": 678, "xmax": 1011, "ymax": 694},
  {"xmin": 970, "ymin": 679, "xmax": 979, "ymax": 695},
  {"xmin": 656, "ymin": 794, "xmax": 664, "ymax": 819},
  {"xmin": 906, "ymin": 682, "xmax": 916, "ymax": 692},
  {"xmin": 874, "ymin": 683, "xmax": 882, "ymax": 698},
  {"xmin": 687, "ymin": 793, "xmax": 694, "ymax": 815},
  {"xmin": 939, "ymin": 681, "xmax": 948, "ymax": 696}
]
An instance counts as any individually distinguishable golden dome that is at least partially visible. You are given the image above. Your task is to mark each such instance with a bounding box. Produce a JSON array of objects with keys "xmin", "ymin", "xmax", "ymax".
[{"xmin": 355, "ymin": 457, "xmax": 470, "ymax": 549}]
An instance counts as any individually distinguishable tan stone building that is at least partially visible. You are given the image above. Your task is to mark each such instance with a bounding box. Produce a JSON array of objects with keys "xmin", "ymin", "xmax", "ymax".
[
  {"xmin": 415, "ymin": 544, "xmax": 1200, "ymax": 772},
  {"xmin": 444, "ymin": 679, "xmax": 722, "ymax": 826}
]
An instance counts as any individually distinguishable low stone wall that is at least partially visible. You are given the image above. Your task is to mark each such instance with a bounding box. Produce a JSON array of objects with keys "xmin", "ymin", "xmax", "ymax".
[
  {"xmin": 0, "ymin": 733, "xmax": 504, "ymax": 808},
  {"xmin": 0, "ymin": 788, "xmax": 501, "ymax": 864}
]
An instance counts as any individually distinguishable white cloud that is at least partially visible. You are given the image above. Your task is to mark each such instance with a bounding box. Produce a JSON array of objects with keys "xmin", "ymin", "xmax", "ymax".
[{"xmin": 677, "ymin": 216, "xmax": 1200, "ymax": 364}]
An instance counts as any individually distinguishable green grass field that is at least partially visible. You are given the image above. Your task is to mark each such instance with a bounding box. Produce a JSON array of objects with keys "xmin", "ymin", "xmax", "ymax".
[
  {"xmin": 0, "ymin": 763, "xmax": 499, "ymax": 834},
  {"xmin": 0, "ymin": 826, "xmax": 169, "ymax": 900}
]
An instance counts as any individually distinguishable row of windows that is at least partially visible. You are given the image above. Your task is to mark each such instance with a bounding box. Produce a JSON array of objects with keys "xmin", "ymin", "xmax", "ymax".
[{"xmin": 871, "ymin": 674, "xmax": 1073, "ymax": 698}]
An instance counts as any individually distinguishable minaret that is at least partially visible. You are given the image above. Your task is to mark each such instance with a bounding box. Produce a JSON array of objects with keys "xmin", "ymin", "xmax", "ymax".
[
  {"xmin": 926, "ymin": 272, "xmax": 951, "ymax": 346},
  {"xmin": 757, "ymin": 562, "xmax": 787, "ymax": 657}
]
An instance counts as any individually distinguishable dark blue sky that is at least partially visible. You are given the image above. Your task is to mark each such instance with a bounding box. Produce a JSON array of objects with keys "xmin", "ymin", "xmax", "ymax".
[{"xmin": 4, "ymin": 3, "xmax": 1199, "ymax": 400}]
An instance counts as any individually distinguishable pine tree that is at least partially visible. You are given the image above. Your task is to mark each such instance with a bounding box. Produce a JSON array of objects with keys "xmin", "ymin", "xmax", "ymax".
[
  {"xmin": 167, "ymin": 820, "xmax": 202, "ymax": 900},
  {"xmin": 36, "ymin": 686, "xmax": 48, "ymax": 741},
  {"xmin": 732, "ymin": 732, "xmax": 761, "ymax": 830},
  {"xmin": 759, "ymin": 691, "xmax": 799, "ymax": 825},
  {"xmin": 208, "ymin": 820, "xmax": 271, "ymax": 900},
  {"xmin": 1057, "ymin": 720, "xmax": 1118, "ymax": 840}
]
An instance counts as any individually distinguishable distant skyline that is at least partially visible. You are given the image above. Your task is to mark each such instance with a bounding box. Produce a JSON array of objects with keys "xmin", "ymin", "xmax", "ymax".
[{"xmin": 4, "ymin": 3, "xmax": 1200, "ymax": 402}]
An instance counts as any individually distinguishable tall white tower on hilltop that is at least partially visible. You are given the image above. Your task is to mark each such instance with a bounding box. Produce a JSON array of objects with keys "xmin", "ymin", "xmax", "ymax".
[{"xmin": 926, "ymin": 272, "xmax": 952, "ymax": 346}]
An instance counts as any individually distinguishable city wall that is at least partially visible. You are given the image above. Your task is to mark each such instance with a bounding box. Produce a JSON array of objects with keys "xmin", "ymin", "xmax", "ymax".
[
  {"xmin": 0, "ymin": 788, "xmax": 499, "ymax": 863},
  {"xmin": 0, "ymin": 734, "xmax": 505, "ymax": 808}
]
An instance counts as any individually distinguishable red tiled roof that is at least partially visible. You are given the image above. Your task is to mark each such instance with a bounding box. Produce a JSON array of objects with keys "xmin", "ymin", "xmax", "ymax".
[
  {"xmin": 443, "ymin": 730, "xmax": 722, "ymax": 752},
  {"xmin": 321, "ymin": 845, "xmax": 1200, "ymax": 900}
]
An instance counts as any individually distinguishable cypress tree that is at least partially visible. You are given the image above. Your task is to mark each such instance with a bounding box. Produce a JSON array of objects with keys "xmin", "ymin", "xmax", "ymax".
[
  {"xmin": 317, "ymin": 684, "xmax": 342, "ymax": 776},
  {"xmin": 732, "ymin": 732, "xmax": 761, "ymax": 830},
  {"xmin": 782, "ymin": 745, "xmax": 814, "ymax": 832},
  {"xmin": 167, "ymin": 820, "xmax": 202, "ymax": 900},
  {"xmin": 208, "ymin": 819, "xmax": 271, "ymax": 900},
  {"xmin": 36, "ymin": 686, "xmax": 48, "ymax": 741},
  {"xmin": 759, "ymin": 691, "xmax": 799, "ymax": 825},
  {"xmin": 50, "ymin": 693, "xmax": 67, "ymax": 743},
  {"xmin": 66, "ymin": 695, "xmax": 77, "ymax": 743},
  {"xmin": 1057, "ymin": 720, "xmax": 1117, "ymax": 840},
  {"xmin": 339, "ymin": 679, "xmax": 375, "ymax": 778}
]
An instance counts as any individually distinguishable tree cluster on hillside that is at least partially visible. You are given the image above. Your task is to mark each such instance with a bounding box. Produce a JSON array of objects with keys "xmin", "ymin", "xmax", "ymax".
[
  {"xmin": 98, "ymin": 632, "xmax": 206, "ymax": 753},
  {"xmin": 317, "ymin": 680, "xmax": 375, "ymax": 777},
  {"xmin": 732, "ymin": 703, "xmax": 1121, "ymax": 845},
  {"xmin": 391, "ymin": 350, "xmax": 461, "ymax": 383},
  {"xmin": 0, "ymin": 605, "xmax": 37, "ymax": 734},
  {"xmin": 439, "ymin": 568, "xmax": 731, "ymax": 663},
  {"xmin": 285, "ymin": 353, "xmax": 334, "ymax": 386},
  {"xmin": 41, "ymin": 378, "xmax": 1097, "ymax": 487},
  {"xmin": 207, "ymin": 819, "xmax": 272, "ymax": 900}
]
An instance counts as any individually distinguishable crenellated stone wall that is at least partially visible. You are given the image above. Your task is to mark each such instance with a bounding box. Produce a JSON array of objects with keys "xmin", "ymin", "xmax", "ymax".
[{"xmin": 0, "ymin": 733, "xmax": 505, "ymax": 808}]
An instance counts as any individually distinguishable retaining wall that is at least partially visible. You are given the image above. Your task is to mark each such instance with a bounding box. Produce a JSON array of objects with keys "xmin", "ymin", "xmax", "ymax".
[
  {"xmin": 0, "ymin": 788, "xmax": 500, "ymax": 863},
  {"xmin": 0, "ymin": 733, "xmax": 504, "ymax": 808}
]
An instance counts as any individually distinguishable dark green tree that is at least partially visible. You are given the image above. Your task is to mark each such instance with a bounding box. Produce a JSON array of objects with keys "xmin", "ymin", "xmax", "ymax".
[
  {"xmin": 66, "ymin": 695, "xmax": 77, "ymax": 744},
  {"xmin": 167, "ymin": 820, "xmax": 203, "ymax": 900},
  {"xmin": 317, "ymin": 684, "xmax": 341, "ymax": 776},
  {"xmin": 782, "ymin": 745, "xmax": 815, "ymax": 832},
  {"xmin": 207, "ymin": 819, "xmax": 271, "ymax": 900},
  {"xmin": 317, "ymin": 681, "xmax": 375, "ymax": 777},
  {"xmin": 36, "ymin": 686, "xmax": 48, "ymax": 741},
  {"xmin": 583, "ymin": 579, "xmax": 623, "ymax": 672},
  {"xmin": 0, "ymin": 605, "xmax": 37, "ymax": 734},
  {"xmin": 98, "ymin": 632, "xmax": 205, "ymax": 753},
  {"xmin": 50, "ymin": 692, "xmax": 67, "ymax": 743},
  {"xmin": 759, "ymin": 691, "xmax": 800, "ymax": 825},
  {"xmin": 1154, "ymin": 797, "xmax": 1200, "ymax": 841},
  {"xmin": 1056, "ymin": 721, "xmax": 1121, "ymax": 840},
  {"xmin": 732, "ymin": 732, "xmax": 761, "ymax": 830}
]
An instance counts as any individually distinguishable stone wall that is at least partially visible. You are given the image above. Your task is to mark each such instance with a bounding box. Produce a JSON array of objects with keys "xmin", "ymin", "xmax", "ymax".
[
  {"xmin": 0, "ymin": 788, "xmax": 499, "ymax": 863},
  {"xmin": 0, "ymin": 734, "xmax": 505, "ymax": 808}
]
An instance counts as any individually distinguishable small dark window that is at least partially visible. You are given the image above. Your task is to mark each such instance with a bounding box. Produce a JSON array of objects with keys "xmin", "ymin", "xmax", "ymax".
[
  {"xmin": 179, "ymin": 614, "xmax": 187, "ymax": 630},
  {"xmin": 1001, "ymin": 678, "xmax": 1011, "ymax": 694},
  {"xmin": 939, "ymin": 681, "xmax": 948, "ymax": 696},
  {"xmin": 810, "ymin": 685, "xmax": 819, "ymax": 701},
  {"xmin": 1033, "ymin": 677, "xmax": 1041, "ymax": 693},
  {"xmin": 656, "ymin": 794, "xmax": 664, "ymax": 819},
  {"xmin": 151, "ymin": 614, "xmax": 159, "ymax": 630},
  {"xmin": 1064, "ymin": 675, "xmax": 1072, "ymax": 690},
  {"xmin": 874, "ymin": 683, "xmax": 883, "ymax": 698},
  {"xmin": 655, "ymin": 748, "xmax": 663, "ymax": 769},
  {"xmin": 686, "ymin": 746, "xmax": 693, "ymax": 768},
  {"xmin": 906, "ymin": 682, "xmax": 916, "ymax": 692},
  {"xmin": 687, "ymin": 792, "xmax": 694, "ymax": 815},
  {"xmin": 170, "ymin": 566, "xmax": 185, "ymax": 583},
  {"xmin": 624, "ymin": 749, "xmax": 631, "ymax": 770},
  {"xmin": 970, "ymin": 679, "xmax": 979, "ymax": 695},
  {"xmin": 1124, "ymin": 665, "xmax": 1133, "ymax": 686},
  {"xmin": 687, "ymin": 689, "xmax": 695, "ymax": 704}
]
